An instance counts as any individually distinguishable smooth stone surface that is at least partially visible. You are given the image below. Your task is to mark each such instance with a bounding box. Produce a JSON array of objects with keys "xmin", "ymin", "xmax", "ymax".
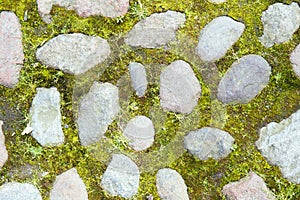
[
  {"xmin": 256, "ymin": 108, "xmax": 300, "ymax": 184},
  {"xmin": 101, "ymin": 154, "xmax": 140, "ymax": 198},
  {"xmin": 208, "ymin": 0, "xmax": 226, "ymax": 3},
  {"xmin": 222, "ymin": 172, "xmax": 275, "ymax": 200},
  {"xmin": 123, "ymin": 115, "xmax": 155, "ymax": 151},
  {"xmin": 0, "ymin": 121, "xmax": 8, "ymax": 168},
  {"xmin": 184, "ymin": 127, "xmax": 234, "ymax": 160},
  {"xmin": 36, "ymin": 33, "xmax": 111, "ymax": 75},
  {"xmin": 160, "ymin": 60, "xmax": 201, "ymax": 114},
  {"xmin": 0, "ymin": 11, "xmax": 24, "ymax": 88},
  {"xmin": 156, "ymin": 168, "xmax": 189, "ymax": 200},
  {"xmin": 217, "ymin": 54, "xmax": 271, "ymax": 104},
  {"xmin": 290, "ymin": 43, "xmax": 300, "ymax": 79},
  {"xmin": 128, "ymin": 62, "xmax": 148, "ymax": 97},
  {"xmin": 37, "ymin": 0, "xmax": 129, "ymax": 23},
  {"xmin": 125, "ymin": 11, "xmax": 186, "ymax": 48},
  {"xmin": 0, "ymin": 182, "xmax": 42, "ymax": 200},
  {"xmin": 50, "ymin": 168, "xmax": 88, "ymax": 200},
  {"xmin": 77, "ymin": 82, "xmax": 119, "ymax": 146},
  {"xmin": 259, "ymin": 3, "xmax": 300, "ymax": 47},
  {"xmin": 195, "ymin": 16, "xmax": 245, "ymax": 62},
  {"xmin": 30, "ymin": 87, "xmax": 64, "ymax": 147}
]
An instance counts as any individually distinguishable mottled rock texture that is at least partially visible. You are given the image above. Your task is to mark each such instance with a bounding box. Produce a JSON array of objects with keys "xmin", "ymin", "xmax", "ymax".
[
  {"xmin": 0, "ymin": 182, "xmax": 42, "ymax": 200},
  {"xmin": 128, "ymin": 62, "xmax": 148, "ymax": 97},
  {"xmin": 0, "ymin": 120, "xmax": 8, "ymax": 168},
  {"xmin": 290, "ymin": 43, "xmax": 300, "ymax": 79}
]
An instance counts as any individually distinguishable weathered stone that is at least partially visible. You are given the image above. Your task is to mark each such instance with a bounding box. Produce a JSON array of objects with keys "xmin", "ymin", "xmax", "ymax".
[
  {"xmin": 184, "ymin": 127, "xmax": 234, "ymax": 160},
  {"xmin": 222, "ymin": 172, "xmax": 276, "ymax": 200},
  {"xmin": 259, "ymin": 3, "xmax": 300, "ymax": 47},
  {"xmin": 160, "ymin": 60, "xmax": 201, "ymax": 114},
  {"xmin": 156, "ymin": 168, "xmax": 189, "ymax": 200},
  {"xmin": 30, "ymin": 87, "xmax": 64, "ymax": 146},
  {"xmin": 195, "ymin": 16, "xmax": 245, "ymax": 62},
  {"xmin": 217, "ymin": 54, "xmax": 271, "ymax": 104},
  {"xmin": 256, "ymin": 108, "xmax": 300, "ymax": 184},
  {"xmin": 50, "ymin": 168, "xmax": 88, "ymax": 200},
  {"xmin": 208, "ymin": 0, "xmax": 226, "ymax": 3},
  {"xmin": 0, "ymin": 11, "xmax": 24, "ymax": 88},
  {"xmin": 78, "ymin": 82, "xmax": 119, "ymax": 146},
  {"xmin": 0, "ymin": 182, "xmax": 42, "ymax": 200},
  {"xmin": 124, "ymin": 115, "xmax": 155, "ymax": 151},
  {"xmin": 290, "ymin": 43, "xmax": 300, "ymax": 79},
  {"xmin": 37, "ymin": 0, "xmax": 129, "ymax": 23},
  {"xmin": 128, "ymin": 62, "xmax": 148, "ymax": 97},
  {"xmin": 36, "ymin": 33, "xmax": 110, "ymax": 75},
  {"xmin": 125, "ymin": 11, "xmax": 186, "ymax": 48},
  {"xmin": 101, "ymin": 154, "xmax": 140, "ymax": 198},
  {"xmin": 0, "ymin": 120, "xmax": 8, "ymax": 168}
]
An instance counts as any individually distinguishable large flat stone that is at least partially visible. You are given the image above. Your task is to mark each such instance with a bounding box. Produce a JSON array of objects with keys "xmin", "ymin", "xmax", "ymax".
[{"xmin": 0, "ymin": 182, "xmax": 42, "ymax": 200}]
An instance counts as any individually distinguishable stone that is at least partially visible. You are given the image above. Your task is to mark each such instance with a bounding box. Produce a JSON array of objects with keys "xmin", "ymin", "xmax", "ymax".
[
  {"xmin": 123, "ymin": 115, "xmax": 155, "ymax": 151},
  {"xmin": 37, "ymin": 0, "xmax": 129, "ymax": 23},
  {"xmin": 156, "ymin": 168, "xmax": 189, "ymax": 200},
  {"xmin": 30, "ymin": 87, "xmax": 64, "ymax": 146},
  {"xmin": 217, "ymin": 54, "xmax": 271, "ymax": 104},
  {"xmin": 256, "ymin": 108, "xmax": 300, "ymax": 184},
  {"xmin": 0, "ymin": 11, "xmax": 24, "ymax": 88},
  {"xmin": 222, "ymin": 171, "xmax": 276, "ymax": 200},
  {"xmin": 0, "ymin": 120, "xmax": 8, "ymax": 168},
  {"xmin": 259, "ymin": 3, "xmax": 300, "ymax": 48},
  {"xmin": 128, "ymin": 62, "xmax": 148, "ymax": 97},
  {"xmin": 101, "ymin": 154, "xmax": 140, "ymax": 198},
  {"xmin": 77, "ymin": 82, "xmax": 119, "ymax": 146},
  {"xmin": 36, "ymin": 33, "xmax": 110, "ymax": 75},
  {"xmin": 208, "ymin": 0, "xmax": 226, "ymax": 3},
  {"xmin": 290, "ymin": 43, "xmax": 300, "ymax": 79},
  {"xmin": 125, "ymin": 11, "xmax": 186, "ymax": 48},
  {"xmin": 184, "ymin": 127, "xmax": 234, "ymax": 160},
  {"xmin": 50, "ymin": 168, "xmax": 88, "ymax": 200},
  {"xmin": 195, "ymin": 16, "xmax": 245, "ymax": 62},
  {"xmin": 160, "ymin": 60, "xmax": 201, "ymax": 114},
  {"xmin": 0, "ymin": 182, "xmax": 42, "ymax": 200}
]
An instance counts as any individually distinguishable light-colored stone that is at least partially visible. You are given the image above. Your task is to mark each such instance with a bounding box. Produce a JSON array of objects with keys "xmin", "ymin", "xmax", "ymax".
[
  {"xmin": 259, "ymin": 3, "xmax": 300, "ymax": 47},
  {"xmin": 125, "ymin": 11, "xmax": 186, "ymax": 48},
  {"xmin": 290, "ymin": 43, "xmax": 300, "ymax": 79},
  {"xmin": 77, "ymin": 82, "xmax": 120, "ymax": 146},
  {"xmin": 195, "ymin": 16, "xmax": 245, "ymax": 62},
  {"xmin": 128, "ymin": 62, "xmax": 148, "ymax": 97},
  {"xmin": 160, "ymin": 60, "xmax": 201, "ymax": 114},
  {"xmin": 0, "ymin": 11, "xmax": 24, "ymax": 88},
  {"xmin": 0, "ymin": 121, "xmax": 8, "ymax": 168},
  {"xmin": 30, "ymin": 87, "xmax": 64, "ymax": 147},
  {"xmin": 208, "ymin": 0, "xmax": 226, "ymax": 4},
  {"xmin": 0, "ymin": 182, "xmax": 42, "ymax": 200},
  {"xmin": 101, "ymin": 154, "xmax": 140, "ymax": 198}
]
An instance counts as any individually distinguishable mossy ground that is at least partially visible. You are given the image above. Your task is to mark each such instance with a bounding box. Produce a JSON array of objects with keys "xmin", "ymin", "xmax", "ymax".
[{"xmin": 0, "ymin": 0, "xmax": 300, "ymax": 199}]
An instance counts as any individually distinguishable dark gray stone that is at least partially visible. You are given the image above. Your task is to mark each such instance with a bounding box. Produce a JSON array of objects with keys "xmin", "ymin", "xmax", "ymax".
[
  {"xmin": 128, "ymin": 62, "xmax": 148, "ymax": 97},
  {"xmin": 125, "ymin": 11, "xmax": 186, "ymax": 48},
  {"xmin": 0, "ymin": 182, "xmax": 42, "ymax": 200},
  {"xmin": 184, "ymin": 127, "xmax": 234, "ymax": 160},
  {"xmin": 290, "ymin": 43, "xmax": 300, "ymax": 79},
  {"xmin": 160, "ymin": 60, "xmax": 201, "ymax": 114},
  {"xmin": 36, "ymin": 33, "xmax": 111, "ymax": 75},
  {"xmin": 0, "ymin": 121, "xmax": 8, "ymax": 168},
  {"xmin": 217, "ymin": 54, "xmax": 271, "ymax": 104}
]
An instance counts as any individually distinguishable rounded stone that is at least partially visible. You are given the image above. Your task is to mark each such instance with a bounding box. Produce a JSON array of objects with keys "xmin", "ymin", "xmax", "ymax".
[
  {"xmin": 290, "ymin": 43, "xmax": 300, "ymax": 79},
  {"xmin": 128, "ymin": 62, "xmax": 148, "ymax": 97},
  {"xmin": 0, "ymin": 182, "xmax": 42, "ymax": 200}
]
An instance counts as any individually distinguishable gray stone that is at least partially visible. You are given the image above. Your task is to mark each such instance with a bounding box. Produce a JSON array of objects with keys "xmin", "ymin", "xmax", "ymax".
[
  {"xmin": 78, "ymin": 82, "xmax": 119, "ymax": 146},
  {"xmin": 0, "ymin": 182, "xmax": 42, "ymax": 200},
  {"xmin": 125, "ymin": 11, "xmax": 186, "ymax": 48},
  {"xmin": 256, "ymin": 108, "xmax": 300, "ymax": 184},
  {"xmin": 128, "ymin": 62, "xmax": 148, "ymax": 97},
  {"xmin": 0, "ymin": 121, "xmax": 8, "ymax": 168},
  {"xmin": 36, "ymin": 33, "xmax": 111, "ymax": 75},
  {"xmin": 222, "ymin": 172, "xmax": 276, "ymax": 200},
  {"xmin": 195, "ymin": 16, "xmax": 245, "ymax": 62},
  {"xmin": 37, "ymin": 0, "xmax": 129, "ymax": 23},
  {"xmin": 156, "ymin": 168, "xmax": 189, "ymax": 200},
  {"xmin": 0, "ymin": 11, "xmax": 24, "ymax": 88},
  {"xmin": 101, "ymin": 154, "xmax": 140, "ymax": 198},
  {"xmin": 290, "ymin": 43, "xmax": 300, "ymax": 79},
  {"xmin": 184, "ymin": 127, "xmax": 234, "ymax": 160},
  {"xmin": 160, "ymin": 60, "xmax": 201, "ymax": 114},
  {"xmin": 208, "ymin": 0, "xmax": 226, "ymax": 3},
  {"xmin": 50, "ymin": 168, "xmax": 88, "ymax": 200},
  {"xmin": 123, "ymin": 115, "xmax": 155, "ymax": 151},
  {"xmin": 259, "ymin": 3, "xmax": 300, "ymax": 48},
  {"xmin": 217, "ymin": 54, "xmax": 271, "ymax": 104},
  {"xmin": 30, "ymin": 87, "xmax": 64, "ymax": 147}
]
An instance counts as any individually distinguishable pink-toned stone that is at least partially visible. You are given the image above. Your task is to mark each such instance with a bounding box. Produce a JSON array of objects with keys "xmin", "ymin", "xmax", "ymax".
[
  {"xmin": 222, "ymin": 172, "xmax": 275, "ymax": 200},
  {"xmin": 0, "ymin": 120, "xmax": 8, "ymax": 168},
  {"xmin": 0, "ymin": 11, "xmax": 24, "ymax": 88}
]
